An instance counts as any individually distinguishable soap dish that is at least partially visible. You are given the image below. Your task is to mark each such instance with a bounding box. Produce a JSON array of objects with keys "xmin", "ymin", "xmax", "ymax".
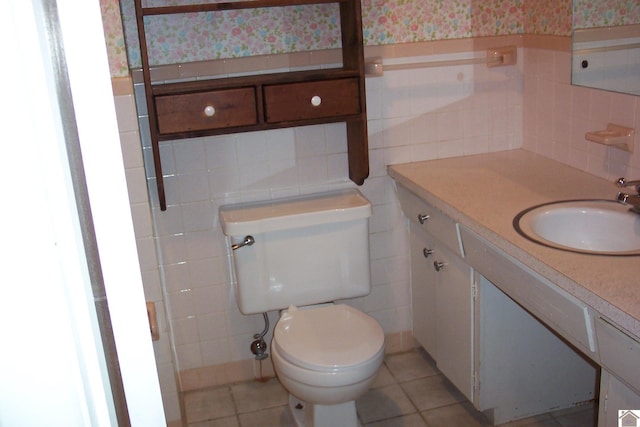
[{"xmin": 585, "ymin": 123, "xmax": 635, "ymax": 153}]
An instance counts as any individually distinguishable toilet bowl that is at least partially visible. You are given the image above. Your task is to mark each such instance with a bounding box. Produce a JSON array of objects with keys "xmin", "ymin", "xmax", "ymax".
[
  {"xmin": 219, "ymin": 190, "xmax": 384, "ymax": 426},
  {"xmin": 271, "ymin": 304, "xmax": 385, "ymax": 426}
]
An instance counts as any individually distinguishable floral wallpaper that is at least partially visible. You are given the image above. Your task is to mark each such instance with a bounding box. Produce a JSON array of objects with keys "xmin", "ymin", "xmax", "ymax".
[
  {"xmin": 101, "ymin": 0, "xmax": 130, "ymax": 76},
  {"xmin": 360, "ymin": 0, "xmax": 524, "ymax": 44},
  {"xmin": 120, "ymin": 3, "xmax": 343, "ymax": 69},
  {"xmin": 103, "ymin": 0, "xmax": 583, "ymax": 78},
  {"xmin": 525, "ymin": 0, "xmax": 572, "ymax": 35},
  {"xmin": 573, "ymin": 0, "xmax": 640, "ymax": 28}
]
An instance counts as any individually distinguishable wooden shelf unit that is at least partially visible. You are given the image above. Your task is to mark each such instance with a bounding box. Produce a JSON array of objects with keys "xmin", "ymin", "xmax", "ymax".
[{"xmin": 134, "ymin": 0, "xmax": 369, "ymax": 210}]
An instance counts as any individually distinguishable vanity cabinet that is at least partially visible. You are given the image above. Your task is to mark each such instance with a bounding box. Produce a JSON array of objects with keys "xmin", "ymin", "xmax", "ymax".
[
  {"xmin": 397, "ymin": 183, "xmax": 598, "ymax": 425},
  {"xmin": 134, "ymin": 0, "xmax": 369, "ymax": 210},
  {"xmin": 388, "ymin": 151, "xmax": 640, "ymax": 427},
  {"xmin": 399, "ymin": 185, "xmax": 473, "ymax": 401}
]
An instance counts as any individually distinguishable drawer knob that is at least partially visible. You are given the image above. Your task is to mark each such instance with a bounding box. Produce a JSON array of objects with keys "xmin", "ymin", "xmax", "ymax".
[
  {"xmin": 433, "ymin": 261, "xmax": 446, "ymax": 272},
  {"xmin": 311, "ymin": 95, "xmax": 322, "ymax": 107},
  {"xmin": 423, "ymin": 248, "xmax": 433, "ymax": 258},
  {"xmin": 418, "ymin": 214, "xmax": 430, "ymax": 224},
  {"xmin": 203, "ymin": 105, "xmax": 216, "ymax": 117}
]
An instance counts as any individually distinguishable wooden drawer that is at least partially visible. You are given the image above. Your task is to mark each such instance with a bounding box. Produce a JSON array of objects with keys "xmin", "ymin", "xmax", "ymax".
[
  {"xmin": 263, "ymin": 78, "xmax": 361, "ymax": 123},
  {"xmin": 154, "ymin": 87, "xmax": 257, "ymax": 135},
  {"xmin": 460, "ymin": 225, "xmax": 597, "ymax": 357},
  {"xmin": 396, "ymin": 184, "xmax": 464, "ymax": 257}
]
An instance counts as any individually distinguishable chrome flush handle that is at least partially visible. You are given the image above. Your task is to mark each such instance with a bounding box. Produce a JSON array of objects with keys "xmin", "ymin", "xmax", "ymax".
[{"xmin": 232, "ymin": 235, "xmax": 255, "ymax": 251}]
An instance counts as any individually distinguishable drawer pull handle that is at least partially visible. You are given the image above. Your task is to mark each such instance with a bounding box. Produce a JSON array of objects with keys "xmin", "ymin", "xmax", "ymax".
[
  {"xmin": 311, "ymin": 95, "xmax": 322, "ymax": 107},
  {"xmin": 204, "ymin": 105, "xmax": 216, "ymax": 117},
  {"xmin": 418, "ymin": 214, "xmax": 430, "ymax": 224},
  {"xmin": 433, "ymin": 261, "xmax": 446, "ymax": 272},
  {"xmin": 423, "ymin": 248, "xmax": 433, "ymax": 258}
]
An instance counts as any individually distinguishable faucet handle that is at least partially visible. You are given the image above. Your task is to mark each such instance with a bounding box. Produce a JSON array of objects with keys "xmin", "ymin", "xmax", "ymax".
[
  {"xmin": 617, "ymin": 192, "xmax": 629, "ymax": 203},
  {"xmin": 616, "ymin": 177, "xmax": 640, "ymax": 189}
]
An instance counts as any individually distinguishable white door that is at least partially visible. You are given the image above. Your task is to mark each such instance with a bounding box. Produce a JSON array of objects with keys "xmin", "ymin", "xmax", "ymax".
[{"xmin": 0, "ymin": 0, "xmax": 165, "ymax": 425}]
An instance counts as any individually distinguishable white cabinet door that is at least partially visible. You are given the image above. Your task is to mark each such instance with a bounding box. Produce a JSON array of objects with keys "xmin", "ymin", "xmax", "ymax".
[
  {"xmin": 598, "ymin": 370, "xmax": 640, "ymax": 427},
  {"xmin": 409, "ymin": 226, "xmax": 438, "ymax": 357},
  {"xmin": 409, "ymin": 225, "xmax": 473, "ymax": 401},
  {"xmin": 433, "ymin": 242, "xmax": 473, "ymax": 401}
]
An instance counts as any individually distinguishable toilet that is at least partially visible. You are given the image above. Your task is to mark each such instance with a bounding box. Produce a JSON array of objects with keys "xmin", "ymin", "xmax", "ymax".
[{"xmin": 219, "ymin": 189, "xmax": 385, "ymax": 427}]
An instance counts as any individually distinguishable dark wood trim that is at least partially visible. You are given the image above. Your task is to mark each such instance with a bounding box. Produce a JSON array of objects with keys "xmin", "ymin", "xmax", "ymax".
[
  {"xmin": 141, "ymin": 0, "xmax": 346, "ymax": 16},
  {"xmin": 135, "ymin": 0, "xmax": 166, "ymax": 210}
]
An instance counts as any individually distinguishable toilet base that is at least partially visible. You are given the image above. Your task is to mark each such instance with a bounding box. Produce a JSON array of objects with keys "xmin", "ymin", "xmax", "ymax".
[{"xmin": 288, "ymin": 394, "xmax": 361, "ymax": 427}]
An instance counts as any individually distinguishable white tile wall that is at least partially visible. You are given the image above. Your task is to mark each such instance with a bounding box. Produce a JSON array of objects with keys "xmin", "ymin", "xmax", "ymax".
[
  {"xmin": 113, "ymin": 89, "xmax": 182, "ymax": 423},
  {"xmin": 522, "ymin": 48, "xmax": 640, "ymax": 180}
]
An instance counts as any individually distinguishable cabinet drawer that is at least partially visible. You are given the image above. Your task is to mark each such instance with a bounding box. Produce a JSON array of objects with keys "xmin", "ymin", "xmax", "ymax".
[
  {"xmin": 460, "ymin": 226, "xmax": 597, "ymax": 357},
  {"xmin": 155, "ymin": 87, "xmax": 257, "ymax": 135},
  {"xmin": 396, "ymin": 184, "xmax": 463, "ymax": 257},
  {"xmin": 596, "ymin": 318, "xmax": 640, "ymax": 393},
  {"xmin": 263, "ymin": 78, "xmax": 361, "ymax": 123}
]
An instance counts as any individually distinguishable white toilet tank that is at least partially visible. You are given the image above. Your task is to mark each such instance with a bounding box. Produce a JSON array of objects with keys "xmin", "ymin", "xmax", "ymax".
[{"xmin": 219, "ymin": 189, "xmax": 372, "ymax": 315}]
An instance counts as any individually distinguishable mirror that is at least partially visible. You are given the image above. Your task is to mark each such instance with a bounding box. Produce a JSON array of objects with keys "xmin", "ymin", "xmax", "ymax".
[{"xmin": 571, "ymin": 1, "xmax": 640, "ymax": 95}]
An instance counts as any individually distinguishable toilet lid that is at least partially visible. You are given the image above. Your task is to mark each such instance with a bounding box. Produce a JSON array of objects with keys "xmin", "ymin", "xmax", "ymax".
[{"xmin": 274, "ymin": 304, "xmax": 385, "ymax": 371}]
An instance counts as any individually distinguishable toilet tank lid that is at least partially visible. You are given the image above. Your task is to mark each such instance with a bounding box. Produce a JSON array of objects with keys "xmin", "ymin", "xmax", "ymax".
[{"xmin": 219, "ymin": 189, "xmax": 372, "ymax": 236}]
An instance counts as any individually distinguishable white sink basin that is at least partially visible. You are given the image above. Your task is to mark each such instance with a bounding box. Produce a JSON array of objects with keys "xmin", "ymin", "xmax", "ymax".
[{"xmin": 514, "ymin": 200, "xmax": 640, "ymax": 256}]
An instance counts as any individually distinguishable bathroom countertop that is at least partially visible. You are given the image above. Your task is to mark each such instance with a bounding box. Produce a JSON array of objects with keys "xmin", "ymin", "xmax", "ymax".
[{"xmin": 388, "ymin": 149, "xmax": 640, "ymax": 339}]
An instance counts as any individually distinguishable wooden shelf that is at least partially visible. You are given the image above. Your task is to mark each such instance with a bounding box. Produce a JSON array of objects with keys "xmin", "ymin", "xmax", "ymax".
[
  {"xmin": 135, "ymin": 0, "xmax": 369, "ymax": 210},
  {"xmin": 141, "ymin": 0, "xmax": 348, "ymax": 15}
]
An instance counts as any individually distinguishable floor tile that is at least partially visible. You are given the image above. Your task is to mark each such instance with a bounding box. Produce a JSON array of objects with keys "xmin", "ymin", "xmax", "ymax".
[
  {"xmin": 237, "ymin": 405, "xmax": 294, "ymax": 427},
  {"xmin": 421, "ymin": 401, "xmax": 491, "ymax": 427},
  {"xmin": 181, "ymin": 348, "xmax": 599, "ymax": 427},
  {"xmin": 356, "ymin": 384, "xmax": 417, "ymax": 424},
  {"xmin": 400, "ymin": 374, "xmax": 466, "ymax": 412},
  {"xmin": 371, "ymin": 364, "xmax": 396, "ymax": 388},
  {"xmin": 364, "ymin": 413, "xmax": 428, "ymax": 427},
  {"xmin": 188, "ymin": 416, "xmax": 240, "ymax": 427},
  {"xmin": 184, "ymin": 386, "xmax": 236, "ymax": 424},
  {"xmin": 552, "ymin": 404, "xmax": 596, "ymax": 427},
  {"xmin": 497, "ymin": 415, "xmax": 561, "ymax": 427},
  {"xmin": 384, "ymin": 349, "xmax": 438, "ymax": 383},
  {"xmin": 231, "ymin": 378, "xmax": 289, "ymax": 414}
]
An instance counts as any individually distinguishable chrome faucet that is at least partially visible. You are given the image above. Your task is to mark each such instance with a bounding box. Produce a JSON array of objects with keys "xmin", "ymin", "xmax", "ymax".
[{"xmin": 616, "ymin": 177, "xmax": 640, "ymax": 214}]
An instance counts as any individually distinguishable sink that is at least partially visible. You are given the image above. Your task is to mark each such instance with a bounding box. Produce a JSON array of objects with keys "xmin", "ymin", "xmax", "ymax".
[{"xmin": 514, "ymin": 199, "xmax": 640, "ymax": 256}]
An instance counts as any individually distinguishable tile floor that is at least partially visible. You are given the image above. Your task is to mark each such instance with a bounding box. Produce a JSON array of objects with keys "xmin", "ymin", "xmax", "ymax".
[{"xmin": 183, "ymin": 348, "xmax": 596, "ymax": 427}]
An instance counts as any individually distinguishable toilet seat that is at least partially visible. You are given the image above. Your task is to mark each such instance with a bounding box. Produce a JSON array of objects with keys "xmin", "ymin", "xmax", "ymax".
[{"xmin": 273, "ymin": 304, "xmax": 385, "ymax": 372}]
